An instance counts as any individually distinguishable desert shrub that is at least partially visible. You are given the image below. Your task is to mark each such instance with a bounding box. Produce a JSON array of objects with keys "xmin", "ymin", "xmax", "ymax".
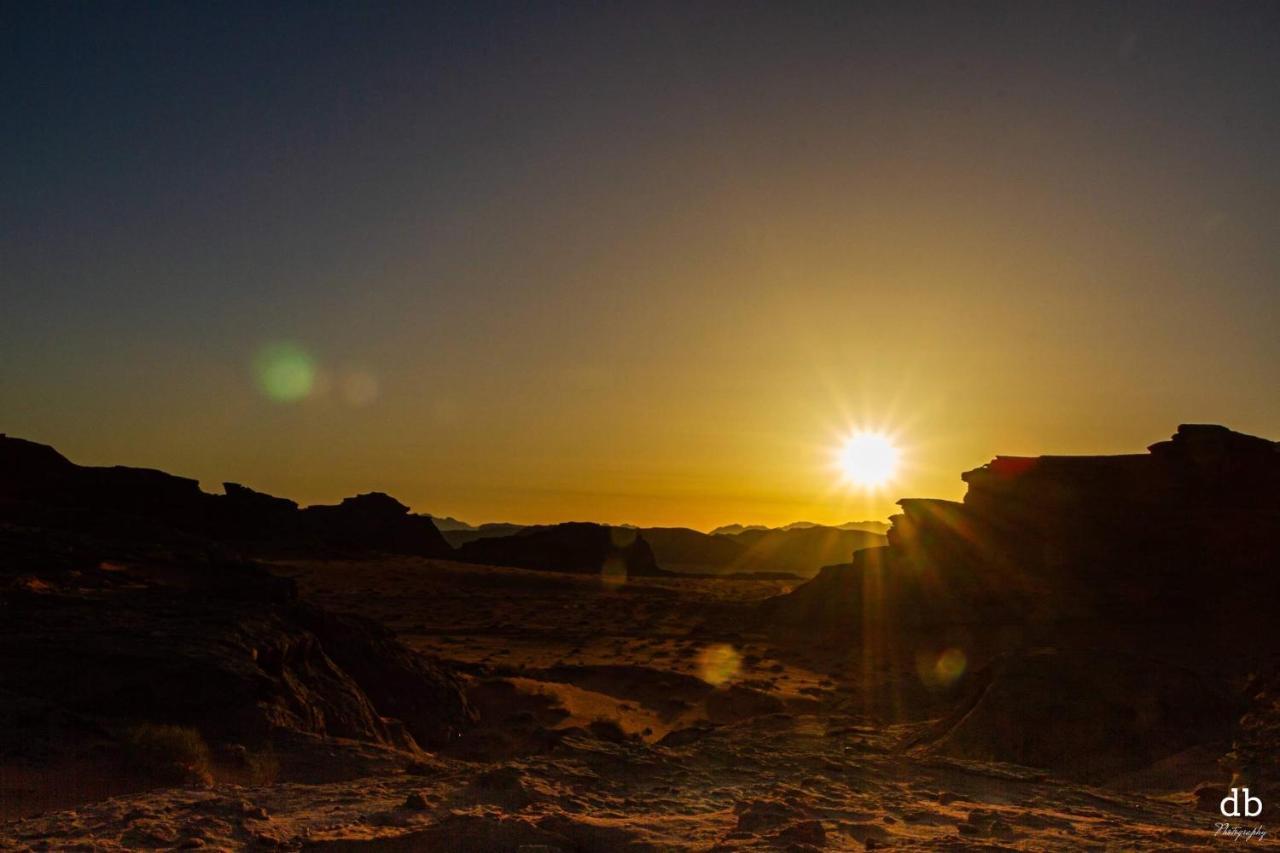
[
  {"xmin": 587, "ymin": 717, "xmax": 629, "ymax": 743},
  {"xmin": 121, "ymin": 723, "xmax": 212, "ymax": 784},
  {"xmin": 212, "ymin": 741, "xmax": 281, "ymax": 785},
  {"xmin": 244, "ymin": 747, "xmax": 280, "ymax": 785}
]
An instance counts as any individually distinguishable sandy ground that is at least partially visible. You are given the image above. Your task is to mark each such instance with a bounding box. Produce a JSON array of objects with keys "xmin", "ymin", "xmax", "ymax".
[{"xmin": 1, "ymin": 557, "xmax": 1267, "ymax": 850}]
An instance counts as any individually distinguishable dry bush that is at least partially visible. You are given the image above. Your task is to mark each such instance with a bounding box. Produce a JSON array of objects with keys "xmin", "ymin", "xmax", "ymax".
[{"xmin": 121, "ymin": 724, "xmax": 211, "ymax": 784}]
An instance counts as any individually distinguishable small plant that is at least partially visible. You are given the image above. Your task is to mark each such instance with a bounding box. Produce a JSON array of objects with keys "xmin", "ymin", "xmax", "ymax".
[
  {"xmin": 121, "ymin": 723, "xmax": 212, "ymax": 784},
  {"xmin": 243, "ymin": 748, "xmax": 281, "ymax": 785},
  {"xmin": 213, "ymin": 741, "xmax": 282, "ymax": 785}
]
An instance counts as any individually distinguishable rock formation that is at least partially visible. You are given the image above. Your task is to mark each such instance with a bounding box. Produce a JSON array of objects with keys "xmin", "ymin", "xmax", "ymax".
[
  {"xmin": 0, "ymin": 434, "xmax": 451, "ymax": 558},
  {"xmin": 633, "ymin": 526, "xmax": 752, "ymax": 574},
  {"xmin": 0, "ymin": 434, "xmax": 473, "ymax": 766},
  {"xmin": 760, "ymin": 424, "xmax": 1280, "ymax": 787},
  {"xmin": 0, "ymin": 565, "xmax": 473, "ymax": 758},
  {"xmin": 300, "ymin": 492, "xmax": 450, "ymax": 556},
  {"xmin": 445, "ymin": 522, "xmax": 886, "ymax": 576},
  {"xmin": 906, "ymin": 648, "xmax": 1237, "ymax": 784},
  {"xmin": 641, "ymin": 524, "xmax": 886, "ymax": 577},
  {"xmin": 764, "ymin": 424, "xmax": 1280, "ymax": 638},
  {"xmin": 219, "ymin": 482, "xmax": 302, "ymax": 542},
  {"xmin": 456, "ymin": 522, "xmax": 663, "ymax": 577}
]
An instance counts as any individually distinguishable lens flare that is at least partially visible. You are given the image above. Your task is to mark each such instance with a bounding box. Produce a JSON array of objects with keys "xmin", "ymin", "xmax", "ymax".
[
  {"xmin": 253, "ymin": 342, "xmax": 316, "ymax": 403},
  {"xmin": 698, "ymin": 644, "xmax": 742, "ymax": 686},
  {"xmin": 935, "ymin": 647, "xmax": 967, "ymax": 684},
  {"xmin": 600, "ymin": 556, "xmax": 628, "ymax": 587},
  {"xmin": 609, "ymin": 527, "xmax": 638, "ymax": 547},
  {"xmin": 915, "ymin": 646, "xmax": 968, "ymax": 689}
]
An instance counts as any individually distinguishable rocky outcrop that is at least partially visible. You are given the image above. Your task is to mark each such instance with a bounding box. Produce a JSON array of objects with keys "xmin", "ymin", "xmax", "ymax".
[
  {"xmin": 219, "ymin": 482, "xmax": 302, "ymax": 542},
  {"xmin": 760, "ymin": 425, "xmax": 1280, "ymax": 788},
  {"xmin": 0, "ymin": 554, "xmax": 473, "ymax": 760},
  {"xmin": 291, "ymin": 606, "xmax": 472, "ymax": 749},
  {"xmin": 0, "ymin": 434, "xmax": 451, "ymax": 558},
  {"xmin": 0, "ymin": 434, "xmax": 472, "ymax": 761},
  {"xmin": 0, "ymin": 436, "xmax": 212, "ymax": 545},
  {"xmin": 456, "ymin": 522, "xmax": 663, "ymax": 577},
  {"xmin": 907, "ymin": 649, "xmax": 1237, "ymax": 784},
  {"xmin": 763, "ymin": 425, "xmax": 1280, "ymax": 639},
  {"xmin": 300, "ymin": 493, "xmax": 451, "ymax": 556},
  {"xmin": 636, "ymin": 526, "xmax": 751, "ymax": 574}
]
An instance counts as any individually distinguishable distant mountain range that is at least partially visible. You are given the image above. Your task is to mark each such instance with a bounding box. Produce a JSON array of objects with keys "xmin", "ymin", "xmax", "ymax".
[
  {"xmin": 684, "ymin": 525, "xmax": 885, "ymax": 577},
  {"xmin": 434, "ymin": 516, "xmax": 888, "ymax": 539},
  {"xmin": 710, "ymin": 520, "xmax": 890, "ymax": 536},
  {"xmin": 435, "ymin": 520, "xmax": 526, "ymax": 543},
  {"xmin": 432, "ymin": 515, "xmax": 886, "ymax": 577}
]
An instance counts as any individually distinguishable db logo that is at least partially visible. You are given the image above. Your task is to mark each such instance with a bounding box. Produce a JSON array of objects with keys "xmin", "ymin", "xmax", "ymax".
[{"xmin": 1221, "ymin": 787, "xmax": 1263, "ymax": 818}]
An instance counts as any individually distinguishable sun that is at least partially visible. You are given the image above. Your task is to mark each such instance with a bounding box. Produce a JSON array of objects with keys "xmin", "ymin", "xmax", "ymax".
[{"xmin": 837, "ymin": 431, "xmax": 900, "ymax": 488}]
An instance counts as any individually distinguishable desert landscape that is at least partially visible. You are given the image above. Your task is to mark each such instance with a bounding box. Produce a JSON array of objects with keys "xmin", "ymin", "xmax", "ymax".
[
  {"xmin": 2, "ymin": 425, "xmax": 1278, "ymax": 850},
  {"xmin": 6, "ymin": 3, "xmax": 1280, "ymax": 850}
]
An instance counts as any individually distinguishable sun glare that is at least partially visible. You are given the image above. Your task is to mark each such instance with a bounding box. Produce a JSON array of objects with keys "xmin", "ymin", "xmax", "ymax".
[{"xmin": 837, "ymin": 431, "xmax": 900, "ymax": 488}]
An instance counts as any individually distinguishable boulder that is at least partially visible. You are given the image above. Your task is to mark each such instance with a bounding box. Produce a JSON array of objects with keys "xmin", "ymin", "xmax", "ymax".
[{"xmin": 291, "ymin": 606, "xmax": 473, "ymax": 748}]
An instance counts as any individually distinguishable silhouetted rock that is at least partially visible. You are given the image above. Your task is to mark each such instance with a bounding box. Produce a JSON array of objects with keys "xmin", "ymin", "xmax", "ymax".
[
  {"xmin": 728, "ymin": 524, "xmax": 887, "ymax": 577},
  {"xmin": 1, "ymin": 434, "xmax": 212, "ymax": 541},
  {"xmin": 0, "ymin": 434, "xmax": 451, "ymax": 558},
  {"xmin": 219, "ymin": 482, "xmax": 302, "ymax": 542},
  {"xmin": 444, "ymin": 520, "xmax": 884, "ymax": 574},
  {"xmin": 301, "ymin": 493, "xmax": 451, "ymax": 557},
  {"xmin": 759, "ymin": 546, "xmax": 889, "ymax": 636},
  {"xmin": 908, "ymin": 649, "xmax": 1236, "ymax": 784},
  {"xmin": 456, "ymin": 522, "xmax": 662, "ymax": 577},
  {"xmin": 0, "ymin": 434, "xmax": 472, "ymax": 760},
  {"xmin": 0, "ymin": 549, "xmax": 472, "ymax": 762},
  {"xmin": 291, "ymin": 607, "xmax": 472, "ymax": 749},
  {"xmin": 760, "ymin": 425, "xmax": 1280, "ymax": 788},
  {"xmin": 637, "ymin": 526, "xmax": 749, "ymax": 574},
  {"xmin": 640, "ymin": 524, "xmax": 884, "ymax": 576},
  {"xmin": 0, "ymin": 435, "xmax": 77, "ymax": 498},
  {"xmin": 764, "ymin": 425, "xmax": 1280, "ymax": 638}
]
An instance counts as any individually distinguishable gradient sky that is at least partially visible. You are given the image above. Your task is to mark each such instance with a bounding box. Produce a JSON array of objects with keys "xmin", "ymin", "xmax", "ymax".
[{"xmin": 3, "ymin": 2, "xmax": 1279, "ymax": 530}]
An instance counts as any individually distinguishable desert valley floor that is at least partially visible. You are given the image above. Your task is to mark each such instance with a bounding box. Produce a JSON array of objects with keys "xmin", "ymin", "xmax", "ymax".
[{"xmin": 2, "ymin": 555, "xmax": 1254, "ymax": 851}]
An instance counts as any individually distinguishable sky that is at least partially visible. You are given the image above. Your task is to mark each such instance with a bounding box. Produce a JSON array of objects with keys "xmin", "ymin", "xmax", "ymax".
[{"xmin": 3, "ymin": 1, "xmax": 1279, "ymax": 530}]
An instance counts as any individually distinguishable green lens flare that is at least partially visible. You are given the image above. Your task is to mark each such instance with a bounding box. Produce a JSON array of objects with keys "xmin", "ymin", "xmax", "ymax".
[
  {"xmin": 253, "ymin": 342, "xmax": 315, "ymax": 402},
  {"xmin": 698, "ymin": 644, "xmax": 741, "ymax": 686}
]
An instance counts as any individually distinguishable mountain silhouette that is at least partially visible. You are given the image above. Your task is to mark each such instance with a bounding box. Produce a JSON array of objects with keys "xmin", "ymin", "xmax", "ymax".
[
  {"xmin": 0, "ymin": 434, "xmax": 452, "ymax": 558},
  {"xmin": 761, "ymin": 424, "xmax": 1280, "ymax": 789},
  {"xmin": 455, "ymin": 522, "xmax": 662, "ymax": 577}
]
